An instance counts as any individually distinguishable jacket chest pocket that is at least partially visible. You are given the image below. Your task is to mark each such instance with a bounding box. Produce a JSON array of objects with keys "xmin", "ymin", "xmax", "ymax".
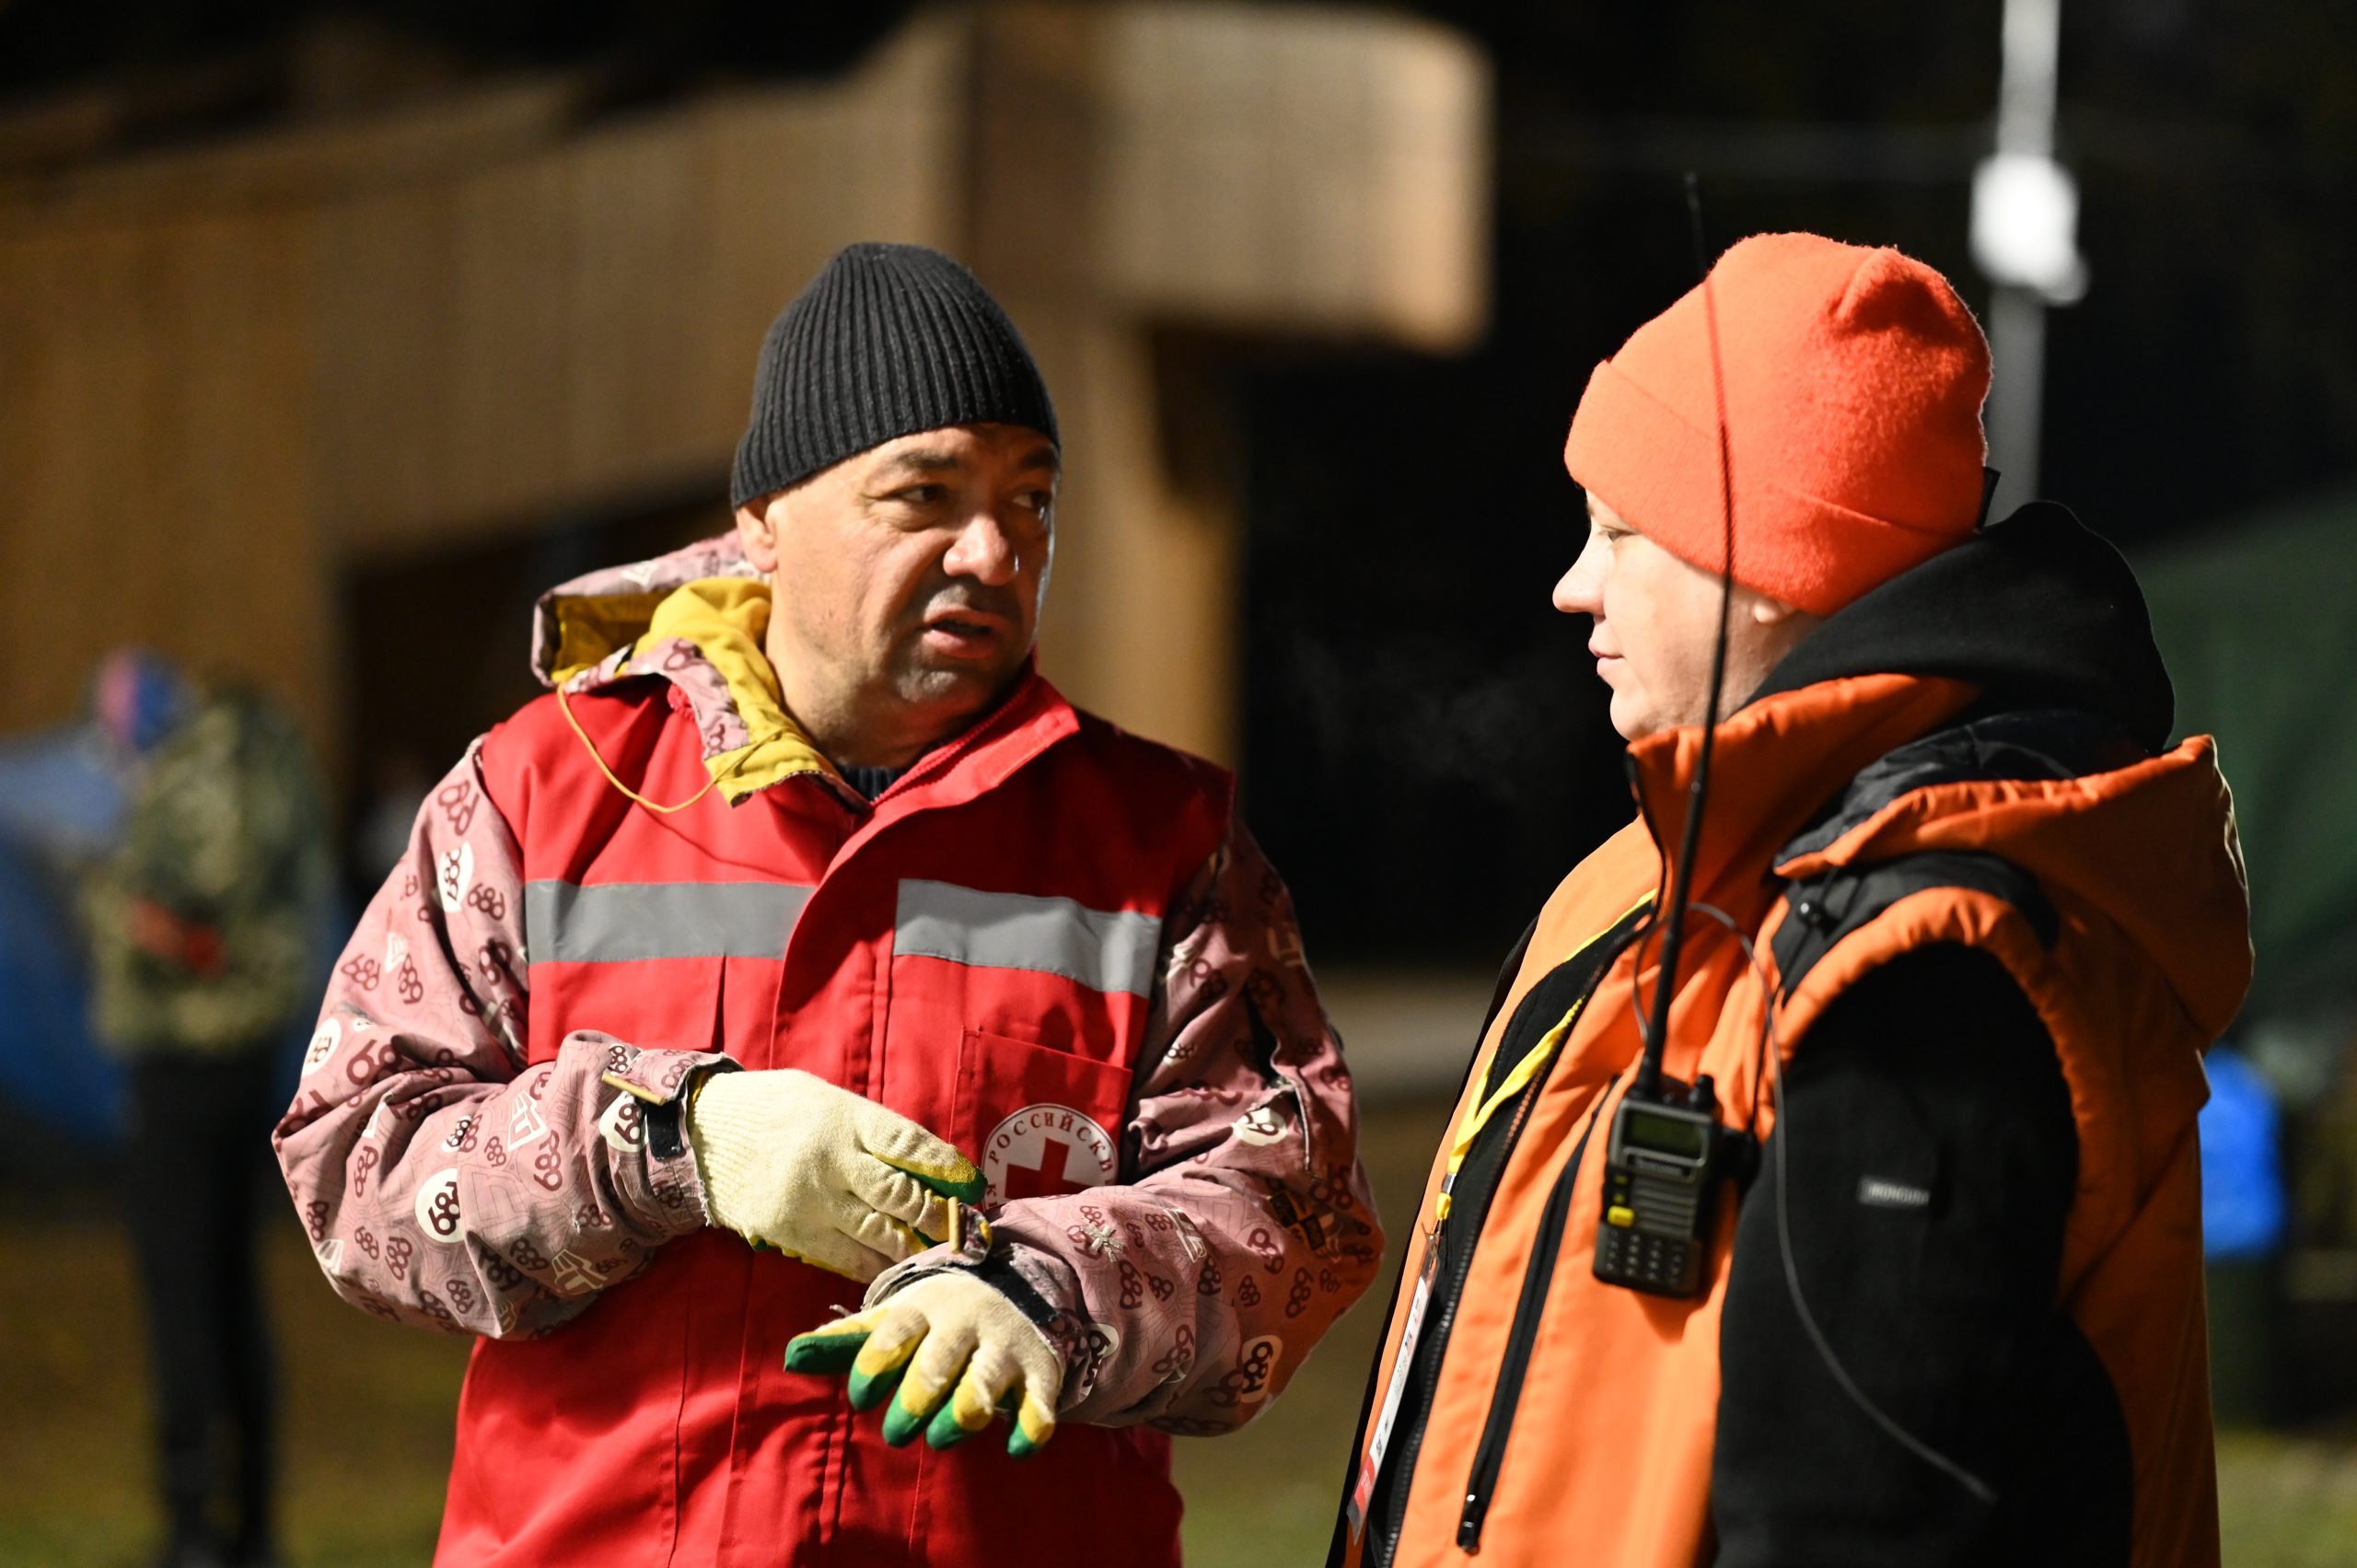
[
  {"xmin": 879, "ymin": 877, "xmax": 1159, "ymax": 1180},
  {"xmin": 957, "ymin": 1028, "xmax": 1135, "ymax": 1205}
]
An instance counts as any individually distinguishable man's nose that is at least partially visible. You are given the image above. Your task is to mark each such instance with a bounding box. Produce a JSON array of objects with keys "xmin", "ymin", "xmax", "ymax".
[
  {"xmin": 943, "ymin": 511, "xmax": 1021, "ymax": 584},
  {"xmin": 1552, "ymin": 535, "xmax": 1607, "ymax": 615},
  {"xmin": 1552, "ymin": 563, "xmax": 1596, "ymax": 615}
]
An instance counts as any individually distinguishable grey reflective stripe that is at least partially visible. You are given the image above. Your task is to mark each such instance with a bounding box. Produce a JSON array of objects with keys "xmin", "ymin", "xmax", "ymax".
[
  {"xmin": 894, "ymin": 879, "xmax": 1160, "ymax": 997},
  {"xmin": 525, "ymin": 880, "xmax": 811, "ymax": 963}
]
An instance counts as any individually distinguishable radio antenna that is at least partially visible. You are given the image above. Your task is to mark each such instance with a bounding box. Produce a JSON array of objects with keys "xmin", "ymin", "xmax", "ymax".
[{"xmin": 1633, "ymin": 172, "xmax": 1739, "ymax": 1097}]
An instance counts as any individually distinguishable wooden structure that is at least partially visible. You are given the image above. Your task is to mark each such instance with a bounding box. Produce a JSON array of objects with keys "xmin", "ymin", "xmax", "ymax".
[{"xmin": 0, "ymin": 3, "xmax": 1487, "ymax": 770}]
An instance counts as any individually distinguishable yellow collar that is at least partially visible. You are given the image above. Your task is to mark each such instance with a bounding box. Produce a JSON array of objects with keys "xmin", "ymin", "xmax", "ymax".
[{"xmin": 553, "ymin": 576, "xmax": 834, "ymax": 804}]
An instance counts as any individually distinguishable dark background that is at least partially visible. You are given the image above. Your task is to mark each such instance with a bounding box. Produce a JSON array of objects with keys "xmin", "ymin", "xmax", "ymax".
[
  {"xmin": 6, "ymin": 0, "xmax": 2351, "ymax": 962},
  {"xmin": 1235, "ymin": 0, "xmax": 2356, "ymax": 961}
]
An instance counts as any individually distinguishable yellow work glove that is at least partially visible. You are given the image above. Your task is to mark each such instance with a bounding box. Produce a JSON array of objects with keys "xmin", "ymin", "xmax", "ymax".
[
  {"xmin": 684, "ymin": 1068, "xmax": 983, "ymax": 1282},
  {"xmin": 783, "ymin": 1271, "xmax": 1063, "ymax": 1458}
]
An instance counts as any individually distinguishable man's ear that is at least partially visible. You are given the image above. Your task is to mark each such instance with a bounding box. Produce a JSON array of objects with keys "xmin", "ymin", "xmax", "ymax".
[
  {"xmin": 735, "ymin": 496, "xmax": 781, "ymax": 575},
  {"xmin": 1746, "ymin": 589, "xmax": 1809, "ymax": 629}
]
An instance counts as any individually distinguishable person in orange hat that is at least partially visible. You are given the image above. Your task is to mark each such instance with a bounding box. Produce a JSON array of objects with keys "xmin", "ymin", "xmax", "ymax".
[{"xmin": 1330, "ymin": 233, "xmax": 2247, "ymax": 1567}]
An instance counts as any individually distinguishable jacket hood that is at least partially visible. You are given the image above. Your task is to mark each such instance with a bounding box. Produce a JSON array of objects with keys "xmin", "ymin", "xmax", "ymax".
[
  {"xmin": 1631, "ymin": 672, "xmax": 2252, "ymax": 1045},
  {"xmin": 528, "ymin": 532, "xmax": 834, "ymax": 803},
  {"xmin": 1771, "ymin": 705, "xmax": 2252, "ymax": 1040},
  {"xmin": 1748, "ymin": 501, "xmax": 2177, "ymax": 753},
  {"xmin": 530, "ymin": 532, "xmax": 765, "ymax": 688}
]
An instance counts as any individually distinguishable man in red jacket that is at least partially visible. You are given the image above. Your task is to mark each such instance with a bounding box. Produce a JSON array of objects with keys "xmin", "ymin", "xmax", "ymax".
[{"xmin": 277, "ymin": 242, "xmax": 1379, "ymax": 1567}]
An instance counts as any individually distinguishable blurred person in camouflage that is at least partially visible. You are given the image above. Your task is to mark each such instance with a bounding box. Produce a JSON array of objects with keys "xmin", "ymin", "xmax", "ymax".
[
  {"xmin": 273, "ymin": 243, "xmax": 1379, "ymax": 1567},
  {"xmin": 86, "ymin": 648, "xmax": 333, "ymax": 1568}
]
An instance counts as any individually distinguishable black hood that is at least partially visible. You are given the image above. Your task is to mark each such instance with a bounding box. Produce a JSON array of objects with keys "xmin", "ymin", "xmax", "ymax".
[{"xmin": 1746, "ymin": 501, "xmax": 2176, "ymax": 753}]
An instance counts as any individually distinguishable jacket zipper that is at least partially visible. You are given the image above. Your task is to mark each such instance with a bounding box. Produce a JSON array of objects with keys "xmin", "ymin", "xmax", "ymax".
[
  {"xmin": 1454, "ymin": 1084, "xmax": 1618, "ymax": 1553},
  {"xmin": 1433, "ymin": 753, "xmax": 1679, "ymax": 1546},
  {"xmin": 1423, "ymin": 754, "xmax": 1724, "ymax": 1546},
  {"xmin": 1373, "ymin": 1041, "xmax": 1557, "ymax": 1564},
  {"xmin": 1372, "ymin": 917, "xmax": 1646, "ymax": 1565},
  {"xmin": 1441, "ymin": 740, "xmax": 1675, "ymax": 1549}
]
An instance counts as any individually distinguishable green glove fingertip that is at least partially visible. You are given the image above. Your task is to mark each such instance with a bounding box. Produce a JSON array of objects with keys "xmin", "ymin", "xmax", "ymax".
[
  {"xmin": 847, "ymin": 1358, "xmax": 906, "ymax": 1413},
  {"xmin": 783, "ymin": 1328, "xmax": 868, "ymax": 1376},
  {"xmin": 1006, "ymin": 1402, "xmax": 1054, "ymax": 1460},
  {"xmin": 880, "ymin": 1388, "xmax": 929, "ymax": 1447},
  {"xmin": 923, "ymin": 1400, "xmax": 974, "ymax": 1451}
]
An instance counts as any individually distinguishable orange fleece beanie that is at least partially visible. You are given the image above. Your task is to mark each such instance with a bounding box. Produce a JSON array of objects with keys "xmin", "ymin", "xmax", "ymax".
[{"xmin": 1562, "ymin": 232, "xmax": 1991, "ymax": 616}]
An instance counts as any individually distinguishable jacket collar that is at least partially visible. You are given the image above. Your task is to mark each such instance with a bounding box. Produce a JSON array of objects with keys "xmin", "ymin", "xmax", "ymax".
[
  {"xmin": 1775, "ymin": 705, "xmax": 2147, "ymax": 864},
  {"xmin": 1623, "ymin": 672, "xmax": 1980, "ymax": 909},
  {"xmin": 1628, "ymin": 668, "xmax": 2250, "ymax": 1041}
]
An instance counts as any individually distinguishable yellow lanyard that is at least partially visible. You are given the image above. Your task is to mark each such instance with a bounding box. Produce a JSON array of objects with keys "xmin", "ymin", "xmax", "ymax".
[{"xmin": 1435, "ymin": 897, "xmax": 1651, "ymax": 1223}]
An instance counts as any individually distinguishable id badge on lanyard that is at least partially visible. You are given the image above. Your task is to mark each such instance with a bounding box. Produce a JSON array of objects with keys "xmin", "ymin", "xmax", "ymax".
[{"xmin": 1345, "ymin": 1227, "xmax": 1445, "ymax": 1543}]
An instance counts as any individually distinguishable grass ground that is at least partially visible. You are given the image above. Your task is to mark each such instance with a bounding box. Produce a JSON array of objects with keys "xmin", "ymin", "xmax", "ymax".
[{"xmin": 4, "ymin": 1097, "xmax": 2352, "ymax": 1565}]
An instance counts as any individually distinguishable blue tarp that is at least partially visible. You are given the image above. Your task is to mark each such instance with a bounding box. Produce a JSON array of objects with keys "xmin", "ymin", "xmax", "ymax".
[
  {"xmin": 0, "ymin": 726, "xmax": 126, "ymax": 1143},
  {"xmin": 0, "ymin": 830, "xmax": 121, "ymax": 1144},
  {"xmin": 0, "ymin": 724, "xmax": 125, "ymax": 860},
  {"xmin": 2199, "ymin": 1050, "xmax": 2287, "ymax": 1260}
]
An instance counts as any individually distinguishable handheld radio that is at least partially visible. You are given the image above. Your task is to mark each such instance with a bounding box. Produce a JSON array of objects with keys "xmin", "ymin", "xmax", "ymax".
[
  {"xmin": 1590, "ymin": 172, "xmax": 1748, "ymax": 1303},
  {"xmin": 1593, "ymin": 1072, "xmax": 1737, "ymax": 1296}
]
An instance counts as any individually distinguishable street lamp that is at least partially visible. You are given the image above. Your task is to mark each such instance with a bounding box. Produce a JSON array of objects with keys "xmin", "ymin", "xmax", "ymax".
[{"xmin": 1974, "ymin": 0, "xmax": 2088, "ymax": 513}]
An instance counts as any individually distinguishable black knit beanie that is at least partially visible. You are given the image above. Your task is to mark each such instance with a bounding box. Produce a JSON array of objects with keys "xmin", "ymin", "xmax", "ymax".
[{"xmin": 730, "ymin": 242, "xmax": 1059, "ymax": 508}]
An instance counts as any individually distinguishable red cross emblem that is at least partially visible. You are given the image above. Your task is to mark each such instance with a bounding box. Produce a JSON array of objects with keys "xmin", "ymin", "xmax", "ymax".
[{"xmin": 982, "ymin": 1103, "xmax": 1119, "ymax": 1205}]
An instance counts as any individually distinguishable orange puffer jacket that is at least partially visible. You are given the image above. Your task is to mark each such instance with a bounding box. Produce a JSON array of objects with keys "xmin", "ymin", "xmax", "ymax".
[{"xmin": 1339, "ymin": 572, "xmax": 2249, "ymax": 1567}]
